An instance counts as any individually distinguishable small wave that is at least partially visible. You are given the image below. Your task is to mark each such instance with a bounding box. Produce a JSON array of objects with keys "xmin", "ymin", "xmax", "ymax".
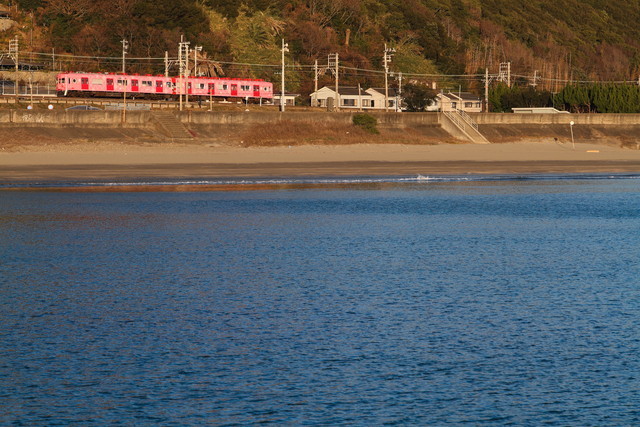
[{"xmin": 2, "ymin": 173, "xmax": 639, "ymax": 190}]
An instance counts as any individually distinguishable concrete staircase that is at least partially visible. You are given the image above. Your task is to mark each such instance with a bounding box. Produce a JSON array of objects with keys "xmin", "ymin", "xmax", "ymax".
[
  {"xmin": 441, "ymin": 110, "xmax": 490, "ymax": 144},
  {"xmin": 151, "ymin": 111, "xmax": 194, "ymax": 140}
]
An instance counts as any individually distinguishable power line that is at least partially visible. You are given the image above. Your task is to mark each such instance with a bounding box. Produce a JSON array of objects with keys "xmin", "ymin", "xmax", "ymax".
[{"xmin": 8, "ymin": 50, "xmax": 640, "ymax": 86}]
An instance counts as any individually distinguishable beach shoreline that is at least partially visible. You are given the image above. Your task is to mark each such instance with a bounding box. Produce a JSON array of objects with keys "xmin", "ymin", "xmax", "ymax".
[{"xmin": 2, "ymin": 140, "xmax": 640, "ymax": 183}]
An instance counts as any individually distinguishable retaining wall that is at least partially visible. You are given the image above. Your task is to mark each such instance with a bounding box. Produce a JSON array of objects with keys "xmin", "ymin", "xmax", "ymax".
[{"xmin": 1, "ymin": 110, "xmax": 639, "ymax": 146}]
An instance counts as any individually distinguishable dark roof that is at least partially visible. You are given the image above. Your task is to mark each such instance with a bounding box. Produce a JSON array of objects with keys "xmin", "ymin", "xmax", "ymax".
[
  {"xmin": 0, "ymin": 57, "xmax": 44, "ymax": 70},
  {"xmin": 444, "ymin": 91, "xmax": 481, "ymax": 101},
  {"xmin": 317, "ymin": 86, "xmax": 400, "ymax": 97},
  {"xmin": 338, "ymin": 86, "xmax": 370, "ymax": 96},
  {"xmin": 370, "ymin": 87, "xmax": 399, "ymax": 97},
  {"xmin": 316, "ymin": 86, "xmax": 371, "ymax": 96}
]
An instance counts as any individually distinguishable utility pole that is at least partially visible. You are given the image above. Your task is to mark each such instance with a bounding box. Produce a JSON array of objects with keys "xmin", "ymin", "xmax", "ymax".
[
  {"xmin": 9, "ymin": 37, "xmax": 18, "ymax": 99},
  {"xmin": 484, "ymin": 67, "xmax": 489, "ymax": 113},
  {"xmin": 178, "ymin": 36, "xmax": 190, "ymax": 111},
  {"xmin": 314, "ymin": 59, "xmax": 318, "ymax": 97},
  {"xmin": 383, "ymin": 44, "xmax": 396, "ymax": 112},
  {"xmin": 498, "ymin": 61, "xmax": 511, "ymax": 87},
  {"xmin": 193, "ymin": 45, "xmax": 202, "ymax": 76},
  {"xmin": 280, "ymin": 38, "xmax": 289, "ymax": 112},
  {"xmin": 531, "ymin": 70, "xmax": 539, "ymax": 89},
  {"xmin": 164, "ymin": 51, "xmax": 169, "ymax": 77},
  {"xmin": 328, "ymin": 53, "xmax": 339, "ymax": 111},
  {"xmin": 397, "ymin": 72, "xmax": 403, "ymax": 112},
  {"xmin": 313, "ymin": 59, "xmax": 329, "ymax": 107},
  {"xmin": 121, "ymin": 38, "xmax": 129, "ymax": 74}
]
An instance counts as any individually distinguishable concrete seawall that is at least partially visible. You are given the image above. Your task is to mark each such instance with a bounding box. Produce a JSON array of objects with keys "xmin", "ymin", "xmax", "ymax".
[{"xmin": 1, "ymin": 110, "xmax": 639, "ymax": 147}]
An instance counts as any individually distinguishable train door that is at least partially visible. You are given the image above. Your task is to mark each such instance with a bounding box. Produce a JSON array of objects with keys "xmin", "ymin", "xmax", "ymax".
[
  {"xmin": 253, "ymin": 85, "xmax": 260, "ymax": 97},
  {"xmin": 187, "ymin": 81, "xmax": 192, "ymax": 95},
  {"xmin": 156, "ymin": 80, "xmax": 164, "ymax": 93},
  {"xmin": 208, "ymin": 83, "xmax": 215, "ymax": 95},
  {"xmin": 231, "ymin": 84, "xmax": 238, "ymax": 96},
  {"xmin": 131, "ymin": 79, "xmax": 139, "ymax": 92},
  {"xmin": 106, "ymin": 78, "xmax": 114, "ymax": 91},
  {"xmin": 81, "ymin": 78, "xmax": 89, "ymax": 90}
]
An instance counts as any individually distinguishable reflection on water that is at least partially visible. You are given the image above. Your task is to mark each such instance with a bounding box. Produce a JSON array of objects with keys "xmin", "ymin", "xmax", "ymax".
[{"xmin": 1, "ymin": 177, "xmax": 639, "ymax": 425}]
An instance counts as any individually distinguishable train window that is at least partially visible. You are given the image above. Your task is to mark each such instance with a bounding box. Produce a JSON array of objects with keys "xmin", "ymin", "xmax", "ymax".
[
  {"xmin": 72, "ymin": 79, "xmax": 77, "ymax": 83},
  {"xmin": 91, "ymin": 79, "xmax": 103, "ymax": 85},
  {"xmin": 117, "ymin": 79, "xmax": 127, "ymax": 85},
  {"xmin": 199, "ymin": 83, "xmax": 205, "ymax": 89},
  {"xmin": 264, "ymin": 87, "xmax": 270, "ymax": 91},
  {"xmin": 142, "ymin": 81, "xmax": 152, "ymax": 87},
  {"xmin": 166, "ymin": 82, "xmax": 172, "ymax": 88},
  {"xmin": 241, "ymin": 85, "xmax": 250, "ymax": 91},
  {"xmin": 221, "ymin": 84, "xmax": 228, "ymax": 90}
]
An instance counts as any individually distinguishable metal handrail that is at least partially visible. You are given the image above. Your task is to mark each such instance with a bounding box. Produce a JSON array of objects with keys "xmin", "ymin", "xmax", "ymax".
[{"xmin": 456, "ymin": 109, "xmax": 479, "ymax": 131}]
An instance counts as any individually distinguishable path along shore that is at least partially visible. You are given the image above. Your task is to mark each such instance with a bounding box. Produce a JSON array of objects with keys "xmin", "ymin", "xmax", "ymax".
[{"xmin": 2, "ymin": 141, "xmax": 640, "ymax": 182}]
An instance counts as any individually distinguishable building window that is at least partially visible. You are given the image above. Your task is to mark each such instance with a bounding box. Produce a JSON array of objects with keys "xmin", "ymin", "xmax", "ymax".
[
  {"xmin": 342, "ymin": 98, "xmax": 356, "ymax": 106},
  {"xmin": 363, "ymin": 99, "xmax": 370, "ymax": 107},
  {"xmin": 451, "ymin": 101, "xmax": 457, "ymax": 110},
  {"xmin": 465, "ymin": 102, "xmax": 473, "ymax": 108}
]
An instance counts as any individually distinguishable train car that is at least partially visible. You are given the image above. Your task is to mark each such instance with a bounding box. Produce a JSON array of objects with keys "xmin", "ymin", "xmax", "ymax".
[{"xmin": 55, "ymin": 72, "xmax": 274, "ymax": 102}]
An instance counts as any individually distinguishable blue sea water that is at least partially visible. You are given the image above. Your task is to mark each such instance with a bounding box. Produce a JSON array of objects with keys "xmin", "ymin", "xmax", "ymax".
[{"xmin": 1, "ymin": 175, "xmax": 640, "ymax": 425}]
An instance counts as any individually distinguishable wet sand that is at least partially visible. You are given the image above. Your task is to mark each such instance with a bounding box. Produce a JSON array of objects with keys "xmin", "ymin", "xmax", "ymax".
[{"xmin": 2, "ymin": 141, "xmax": 640, "ymax": 183}]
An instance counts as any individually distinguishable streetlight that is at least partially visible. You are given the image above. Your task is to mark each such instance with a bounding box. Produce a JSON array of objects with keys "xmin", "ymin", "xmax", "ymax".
[{"xmin": 569, "ymin": 121, "xmax": 575, "ymax": 149}]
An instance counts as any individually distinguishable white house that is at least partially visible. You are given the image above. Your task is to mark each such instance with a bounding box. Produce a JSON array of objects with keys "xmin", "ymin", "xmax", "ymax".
[
  {"xmin": 272, "ymin": 92, "xmax": 299, "ymax": 107},
  {"xmin": 438, "ymin": 91, "xmax": 483, "ymax": 113},
  {"xmin": 310, "ymin": 86, "xmax": 401, "ymax": 111}
]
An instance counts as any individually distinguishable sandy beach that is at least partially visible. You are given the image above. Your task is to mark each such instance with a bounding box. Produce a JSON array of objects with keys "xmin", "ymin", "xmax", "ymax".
[{"xmin": 2, "ymin": 140, "xmax": 640, "ymax": 183}]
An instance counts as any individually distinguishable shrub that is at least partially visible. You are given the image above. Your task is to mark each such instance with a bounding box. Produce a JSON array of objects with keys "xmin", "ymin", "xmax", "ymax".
[{"xmin": 352, "ymin": 113, "xmax": 379, "ymax": 134}]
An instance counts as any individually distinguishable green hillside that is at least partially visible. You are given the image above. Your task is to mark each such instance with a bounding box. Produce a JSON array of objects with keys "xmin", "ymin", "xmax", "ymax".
[{"xmin": 3, "ymin": 0, "xmax": 640, "ymax": 95}]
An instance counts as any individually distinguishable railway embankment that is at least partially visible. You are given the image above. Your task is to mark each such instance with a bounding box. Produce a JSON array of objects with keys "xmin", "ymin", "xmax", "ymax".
[{"xmin": 1, "ymin": 109, "xmax": 639, "ymax": 148}]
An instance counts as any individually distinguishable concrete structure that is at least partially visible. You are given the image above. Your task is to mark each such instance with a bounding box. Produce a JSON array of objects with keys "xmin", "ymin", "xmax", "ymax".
[
  {"xmin": 438, "ymin": 91, "xmax": 482, "ymax": 113},
  {"xmin": 512, "ymin": 107, "xmax": 570, "ymax": 114},
  {"xmin": 2, "ymin": 109, "xmax": 640, "ymax": 149},
  {"xmin": 310, "ymin": 86, "xmax": 400, "ymax": 111}
]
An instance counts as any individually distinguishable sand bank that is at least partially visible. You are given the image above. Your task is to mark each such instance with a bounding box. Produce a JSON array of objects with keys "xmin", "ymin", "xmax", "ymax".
[{"xmin": 2, "ymin": 141, "xmax": 640, "ymax": 182}]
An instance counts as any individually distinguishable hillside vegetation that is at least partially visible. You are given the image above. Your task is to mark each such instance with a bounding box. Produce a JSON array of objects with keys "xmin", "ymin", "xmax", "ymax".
[{"xmin": 3, "ymin": 0, "xmax": 640, "ymax": 96}]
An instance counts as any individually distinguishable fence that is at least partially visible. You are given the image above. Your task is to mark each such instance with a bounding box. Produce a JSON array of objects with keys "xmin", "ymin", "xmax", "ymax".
[{"xmin": 0, "ymin": 82, "xmax": 56, "ymax": 96}]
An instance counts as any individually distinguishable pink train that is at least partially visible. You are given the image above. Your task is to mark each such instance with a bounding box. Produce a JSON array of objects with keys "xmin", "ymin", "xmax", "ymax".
[{"xmin": 56, "ymin": 72, "xmax": 274, "ymax": 101}]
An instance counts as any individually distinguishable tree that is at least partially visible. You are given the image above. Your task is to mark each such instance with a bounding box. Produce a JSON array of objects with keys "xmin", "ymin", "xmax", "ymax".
[{"xmin": 402, "ymin": 83, "xmax": 437, "ymax": 112}]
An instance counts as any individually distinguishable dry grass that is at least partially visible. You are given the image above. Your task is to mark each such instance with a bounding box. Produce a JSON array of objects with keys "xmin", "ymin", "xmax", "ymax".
[{"xmin": 239, "ymin": 120, "xmax": 444, "ymax": 146}]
